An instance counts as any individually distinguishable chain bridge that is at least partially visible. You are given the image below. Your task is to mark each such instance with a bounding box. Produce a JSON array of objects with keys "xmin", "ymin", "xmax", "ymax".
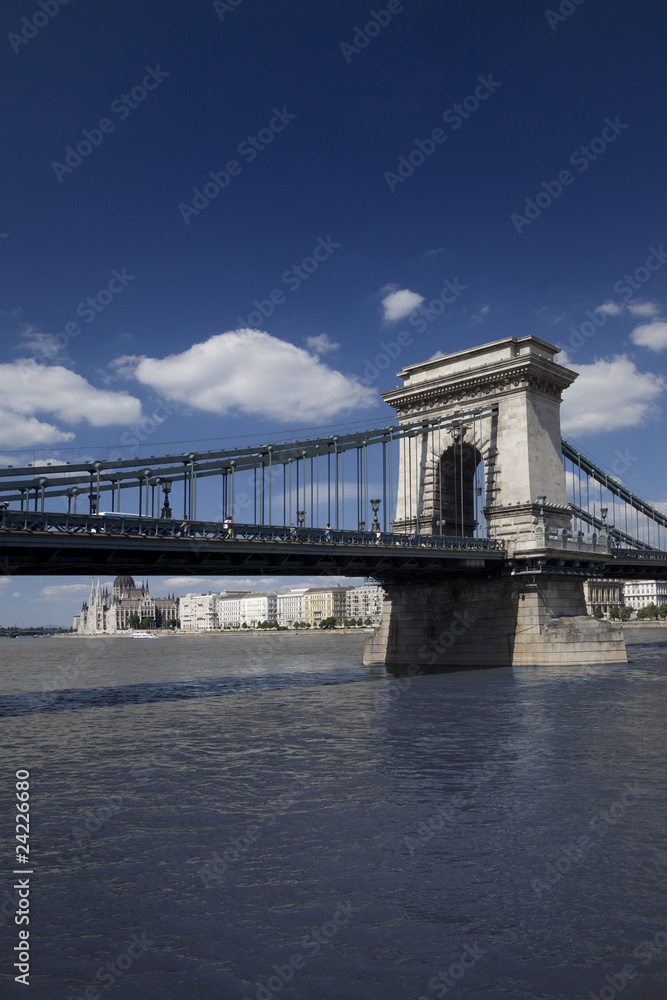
[{"xmin": 2, "ymin": 336, "xmax": 666, "ymax": 669}]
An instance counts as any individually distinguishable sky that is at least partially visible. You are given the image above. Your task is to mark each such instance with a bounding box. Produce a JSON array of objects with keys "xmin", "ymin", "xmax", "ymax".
[{"xmin": 2, "ymin": 0, "xmax": 667, "ymax": 624}]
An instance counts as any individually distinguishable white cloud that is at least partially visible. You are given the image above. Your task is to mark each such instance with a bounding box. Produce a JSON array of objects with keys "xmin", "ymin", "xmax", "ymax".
[
  {"xmin": 630, "ymin": 320, "xmax": 667, "ymax": 352},
  {"xmin": 123, "ymin": 329, "xmax": 376, "ymax": 423},
  {"xmin": 19, "ymin": 326, "xmax": 67, "ymax": 361},
  {"xmin": 106, "ymin": 354, "xmax": 145, "ymax": 379},
  {"xmin": 594, "ymin": 301, "xmax": 624, "ymax": 317},
  {"xmin": 627, "ymin": 300, "xmax": 660, "ymax": 318},
  {"xmin": 0, "ymin": 360, "xmax": 144, "ymax": 447},
  {"xmin": 471, "ymin": 305, "xmax": 490, "ymax": 325},
  {"xmin": 304, "ymin": 334, "xmax": 340, "ymax": 355},
  {"xmin": 561, "ymin": 355, "xmax": 664, "ymax": 435},
  {"xmin": 381, "ymin": 288, "xmax": 425, "ymax": 323},
  {"xmin": 39, "ymin": 583, "xmax": 90, "ymax": 600}
]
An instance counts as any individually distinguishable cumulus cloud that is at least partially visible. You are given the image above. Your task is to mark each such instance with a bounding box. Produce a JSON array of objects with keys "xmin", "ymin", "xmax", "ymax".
[
  {"xmin": 0, "ymin": 360, "xmax": 144, "ymax": 447},
  {"xmin": 381, "ymin": 288, "xmax": 425, "ymax": 323},
  {"xmin": 561, "ymin": 354, "xmax": 664, "ymax": 435},
  {"xmin": 304, "ymin": 334, "xmax": 340, "ymax": 355},
  {"xmin": 121, "ymin": 329, "xmax": 375, "ymax": 423},
  {"xmin": 630, "ymin": 320, "xmax": 667, "ymax": 352},
  {"xmin": 628, "ymin": 300, "xmax": 660, "ymax": 318},
  {"xmin": 593, "ymin": 299, "xmax": 662, "ymax": 321},
  {"xmin": 594, "ymin": 301, "xmax": 624, "ymax": 317}
]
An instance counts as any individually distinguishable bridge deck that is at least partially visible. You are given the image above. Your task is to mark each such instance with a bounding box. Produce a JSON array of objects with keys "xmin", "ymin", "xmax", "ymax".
[{"xmin": 0, "ymin": 511, "xmax": 506, "ymax": 578}]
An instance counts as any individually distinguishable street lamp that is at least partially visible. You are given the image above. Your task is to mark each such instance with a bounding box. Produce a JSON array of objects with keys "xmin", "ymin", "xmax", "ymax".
[
  {"xmin": 161, "ymin": 479, "xmax": 173, "ymax": 518},
  {"xmin": 297, "ymin": 510, "xmax": 306, "ymax": 528},
  {"xmin": 370, "ymin": 498, "xmax": 381, "ymax": 532}
]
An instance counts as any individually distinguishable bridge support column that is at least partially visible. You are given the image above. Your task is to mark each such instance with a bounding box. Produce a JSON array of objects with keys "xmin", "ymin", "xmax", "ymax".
[{"xmin": 363, "ymin": 575, "xmax": 626, "ymax": 670}]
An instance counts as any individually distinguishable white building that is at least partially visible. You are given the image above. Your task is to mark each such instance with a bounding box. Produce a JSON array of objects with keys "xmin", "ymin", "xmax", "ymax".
[
  {"xmin": 623, "ymin": 580, "xmax": 667, "ymax": 611},
  {"xmin": 217, "ymin": 590, "xmax": 253, "ymax": 628},
  {"xmin": 240, "ymin": 593, "xmax": 277, "ymax": 627},
  {"xmin": 346, "ymin": 582, "xmax": 384, "ymax": 623},
  {"xmin": 180, "ymin": 593, "xmax": 219, "ymax": 631},
  {"xmin": 277, "ymin": 587, "xmax": 309, "ymax": 627}
]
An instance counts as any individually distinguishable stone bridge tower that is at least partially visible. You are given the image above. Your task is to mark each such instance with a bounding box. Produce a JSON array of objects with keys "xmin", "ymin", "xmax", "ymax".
[
  {"xmin": 383, "ymin": 336, "xmax": 576, "ymax": 552},
  {"xmin": 364, "ymin": 336, "xmax": 627, "ymax": 671}
]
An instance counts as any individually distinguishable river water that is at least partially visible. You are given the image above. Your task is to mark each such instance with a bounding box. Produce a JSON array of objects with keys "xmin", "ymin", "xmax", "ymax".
[{"xmin": 0, "ymin": 630, "xmax": 665, "ymax": 1000}]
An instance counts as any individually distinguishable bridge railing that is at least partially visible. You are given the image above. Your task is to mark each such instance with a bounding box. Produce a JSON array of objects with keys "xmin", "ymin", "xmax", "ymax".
[
  {"xmin": 0, "ymin": 509, "xmax": 505, "ymax": 551},
  {"xmin": 610, "ymin": 548, "xmax": 667, "ymax": 561}
]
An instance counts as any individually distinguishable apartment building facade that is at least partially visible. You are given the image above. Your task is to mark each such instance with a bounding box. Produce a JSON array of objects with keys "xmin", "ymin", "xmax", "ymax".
[{"xmin": 303, "ymin": 587, "xmax": 352, "ymax": 626}]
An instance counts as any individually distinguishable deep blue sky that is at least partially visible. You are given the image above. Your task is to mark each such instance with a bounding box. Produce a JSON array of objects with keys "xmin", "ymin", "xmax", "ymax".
[{"xmin": 2, "ymin": 0, "xmax": 667, "ymax": 622}]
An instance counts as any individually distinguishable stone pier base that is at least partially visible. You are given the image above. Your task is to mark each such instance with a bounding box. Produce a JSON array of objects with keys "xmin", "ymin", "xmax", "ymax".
[{"xmin": 363, "ymin": 576, "xmax": 627, "ymax": 671}]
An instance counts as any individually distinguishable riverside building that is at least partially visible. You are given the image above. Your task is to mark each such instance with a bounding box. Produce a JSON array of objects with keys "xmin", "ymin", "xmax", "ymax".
[
  {"xmin": 346, "ymin": 582, "xmax": 383, "ymax": 623},
  {"xmin": 276, "ymin": 587, "xmax": 309, "ymax": 627},
  {"xmin": 623, "ymin": 580, "xmax": 667, "ymax": 611},
  {"xmin": 303, "ymin": 586, "xmax": 353, "ymax": 626},
  {"xmin": 77, "ymin": 575, "xmax": 178, "ymax": 634}
]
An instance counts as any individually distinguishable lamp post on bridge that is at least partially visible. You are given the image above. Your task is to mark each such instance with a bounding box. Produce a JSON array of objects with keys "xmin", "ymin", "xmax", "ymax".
[
  {"xmin": 297, "ymin": 510, "xmax": 306, "ymax": 528},
  {"xmin": 599, "ymin": 507, "xmax": 610, "ymax": 548},
  {"xmin": 160, "ymin": 479, "xmax": 173, "ymax": 518},
  {"xmin": 370, "ymin": 498, "xmax": 381, "ymax": 533}
]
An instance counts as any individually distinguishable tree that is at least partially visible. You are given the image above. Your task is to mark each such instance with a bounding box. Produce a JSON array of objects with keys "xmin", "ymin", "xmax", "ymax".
[
  {"xmin": 127, "ymin": 613, "xmax": 140, "ymax": 629},
  {"xmin": 364, "ymin": 617, "xmax": 372, "ymax": 626},
  {"xmin": 319, "ymin": 616, "xmax": 337, "ymax": 629},
  {"xmin": 619, "ymin": 606, "xmax": 632, "ymax": 621},
  {"xmin": 609, "ymin": 606, "xmax": 620, "ymax": 620},
  {"xmin": 592, "ymin": 607, "xmax": 604, "ymax": 619}
]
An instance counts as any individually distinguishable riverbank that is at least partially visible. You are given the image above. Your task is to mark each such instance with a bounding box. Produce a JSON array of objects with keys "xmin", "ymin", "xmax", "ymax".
[{"xmin": 56, "ymin": 628, "xmax": 377, "ymax": 638}]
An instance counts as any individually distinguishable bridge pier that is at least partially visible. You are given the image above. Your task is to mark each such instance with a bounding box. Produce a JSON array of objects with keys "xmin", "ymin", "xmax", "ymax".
[{"xmin": 363, "ymin": 574, "xmax": 627, "ymax": 670}]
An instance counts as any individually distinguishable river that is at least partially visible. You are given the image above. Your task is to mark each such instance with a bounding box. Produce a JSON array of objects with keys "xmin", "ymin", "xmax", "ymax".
[{"xmin": 0, "ymin": 630, "xmax": 665, "ymax": 999}]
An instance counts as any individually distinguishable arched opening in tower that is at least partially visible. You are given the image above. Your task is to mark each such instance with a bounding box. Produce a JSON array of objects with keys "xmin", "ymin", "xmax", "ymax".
[{"xmin": 435, "ymin": 442, "xmax": 484, "ymax": 537}]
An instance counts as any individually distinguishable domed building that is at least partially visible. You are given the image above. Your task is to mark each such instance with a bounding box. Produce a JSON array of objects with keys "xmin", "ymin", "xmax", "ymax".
[{"xmin": 76, "ymin": 575, "xmax": 179, "ymax": 634}]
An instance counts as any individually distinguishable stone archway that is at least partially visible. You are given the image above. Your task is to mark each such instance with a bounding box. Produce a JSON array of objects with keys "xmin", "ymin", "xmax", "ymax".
[{"xmin": 436, "ymin": 440, "xmax": 483, "ymax": 537}]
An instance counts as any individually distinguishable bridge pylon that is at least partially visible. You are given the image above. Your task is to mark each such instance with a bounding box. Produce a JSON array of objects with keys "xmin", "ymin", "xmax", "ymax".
[{"xmin": 365, "ymin": 336, "xmax": 627, "ymax": 669}]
